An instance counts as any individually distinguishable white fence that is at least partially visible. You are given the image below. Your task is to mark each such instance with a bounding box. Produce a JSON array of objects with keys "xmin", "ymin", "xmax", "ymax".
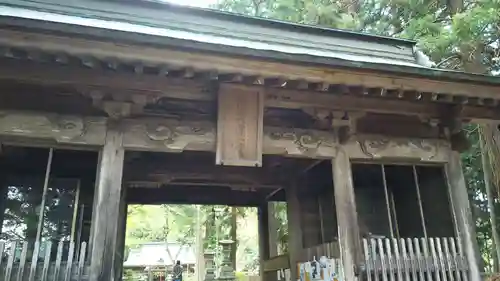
[
  {"xmin": 0, "ymin": 240, "xmax": 89, "ymax": 281},
  {"xmin": 362, "ymin": 237, "xmax": 469, "ymax": 281}
]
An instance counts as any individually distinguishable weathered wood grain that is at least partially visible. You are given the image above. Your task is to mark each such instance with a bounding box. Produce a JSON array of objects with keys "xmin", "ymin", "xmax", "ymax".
[
  {"xmin": 0, "ymin": 111, "xmax": 106, "ymax": 146},
  {"xmin": 0, "ymin": 110, "xmax": 452, "ymax": 161},
  {"xmin": 1, "ymin": 29, "xmax": 499, "ymax": 99},
  {"xmin": 332, "ymin": 147, "xmax": 362, "ymax": 281},
  {"xmin": 216, "ymin": 84, "xmax": 264, "ymax": 167},
  {"xmin": 285, "ymin": 183, "xmax": 303, "ymax": 281},
  {"xmin": 89, "ymin": 124, "xmax": 125, "ymax": 281},
  {"xmin": 258, "ymin": 204, "xmax": 275, "ymax": 281},
  {"xmin": 445, "ymin": 152, "xmax": 481, "ymax": 281},
  {"xmin": 1, "ymin": 56, "xmax": 498, "ymax": 122}
]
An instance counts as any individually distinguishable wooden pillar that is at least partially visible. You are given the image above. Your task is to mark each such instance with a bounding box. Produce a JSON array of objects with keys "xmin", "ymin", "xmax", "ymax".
[
  {"xmin": 114, "ymin": 188, "xmax": 128, "ymax": 281},
  {"xmin": 258, "ymin": 203, "xmax": 271, "ymax": 281},
  {"xmin": 0, "ymin": 176, "xmax": 6, "ymax": 235},
  {"xmin": 332, "ymin": 147, "xmax": 362, "ymax": 281},
  {"xmin": 267, "ymin": 202, "xmax": 278, "ymax": 257},
  {"xmin": 286, "ymin": 183, "xmax": 303, "ymax": 281},
  {"xmin": 89, "ymin": 126, "xmax": 125, "ymax": 281},
  {"xmin": 445, "ymin": 151, "xmax": 481, "ymax": 280},
  {"xmin": 0, "ymin": 158, "xmax": 7, "ymax": 235}
]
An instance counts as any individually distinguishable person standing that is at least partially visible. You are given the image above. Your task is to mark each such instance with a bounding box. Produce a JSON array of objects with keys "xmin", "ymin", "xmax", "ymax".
[{"xmin": 172, "ymin": 260, "xmax": 183, "ymax": 281}]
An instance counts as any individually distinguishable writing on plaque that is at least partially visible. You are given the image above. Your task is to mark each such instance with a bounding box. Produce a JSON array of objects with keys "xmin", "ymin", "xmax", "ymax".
[{"xmin": 216, "ymin": 84, "xmax": 264, "ymax": 167}]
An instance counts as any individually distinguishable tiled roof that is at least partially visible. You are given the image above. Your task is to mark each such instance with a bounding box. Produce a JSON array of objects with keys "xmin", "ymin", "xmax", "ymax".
[
  {"xmin": 0, "ymin": 0, "xmax": 428, "ymax": 68},
  {"xmin": 124, "ymin": 242, "xmax": 196, "ymax": 267}
]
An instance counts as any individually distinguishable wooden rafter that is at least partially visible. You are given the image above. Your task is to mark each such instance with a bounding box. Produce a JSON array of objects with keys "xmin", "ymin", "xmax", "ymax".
[
  {"xmin": 0, "ymin": 28, "xmax": 499, "ymax": 99},
  {"xmin": 0, "ymin": 58, "xmax": 499, "ymax": 123}
]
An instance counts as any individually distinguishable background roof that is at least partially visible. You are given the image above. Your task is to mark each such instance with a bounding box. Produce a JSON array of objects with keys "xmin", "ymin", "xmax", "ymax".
[
  {"xmin": 0, "ymin": 0, "xmax": 426, "ymax": 68},
  {"xmin": 124, "ymin": 242, "xmax": 196, "ymax": 267}
]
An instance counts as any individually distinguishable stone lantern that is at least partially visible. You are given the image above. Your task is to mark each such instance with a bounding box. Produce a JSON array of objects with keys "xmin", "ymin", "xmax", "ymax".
[
  {"xmin": 217, "ymin": 240, "xmax": 236, "ymax": 281},
  {"xmin": 204, "ymin": 250, "xmax": 216, "ymax": 281}
]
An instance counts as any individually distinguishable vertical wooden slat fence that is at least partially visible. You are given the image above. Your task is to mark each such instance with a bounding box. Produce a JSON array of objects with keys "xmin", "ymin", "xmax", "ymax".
[
  {"xmin": 0, "ymin": 240, "xmax": 89, "ymax": 281},
  {"xmin": 362, "ymin": 237, "xmax": 469, "ymax": 281}
]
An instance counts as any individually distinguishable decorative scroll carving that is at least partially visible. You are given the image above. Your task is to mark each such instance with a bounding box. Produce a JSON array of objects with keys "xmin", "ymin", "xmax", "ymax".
[
  {"xmin": 123, "ymin": 119, "xmax": 216, "ymax": 152},
  {"xmin": 125, "ymin": 119, "xmax": 340, "ymax": 158},
  {"xmin": 0, "ymin": 111, "xmax": 106, "ymax": 145},
  {"xmin": 263, "ymin": 127, "xmax": 337, "ymax": 158},
  {"xmin": 346, "ymin": 136, "xmax": 450, "ymax": 162},
  {"xmin": 0, "ymin": 111, "xmax": 451, "ymax": 163}
]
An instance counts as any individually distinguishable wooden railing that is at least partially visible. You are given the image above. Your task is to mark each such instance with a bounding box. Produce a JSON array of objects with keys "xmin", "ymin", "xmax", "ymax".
[
  {"xmin": 362, "ymin": 237, "xmax": 469, "ymax": 281},
  {"xmin": 0, "ymin": 240, "xmax": 89, "ymax": 281}
]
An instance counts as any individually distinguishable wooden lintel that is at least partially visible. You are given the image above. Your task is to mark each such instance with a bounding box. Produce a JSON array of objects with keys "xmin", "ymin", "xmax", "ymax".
[
  {"xmin": 127, "ymin": 186, "xmax": 266, "ymax": 206},
  {"xmin": 0, "ymin": 59, "xmax": 499, "ymax": 122},
  {"xmin": 124, "ymin": 157, "xmax": 284, "ymax": 187},
  {"xmin": 1, "ymin": 29, "xmax": 500, "ymax": 99},
  {"xmin": 0, "ymin": 111, "xmax": 451, "ymax": 162},
  {"xmin": 346, "ymin": 135, "xmax": 451, "ymax": 163},
  {"xmin": 0, "ymin": 110, "xmax": 107, "ymax": 146}
]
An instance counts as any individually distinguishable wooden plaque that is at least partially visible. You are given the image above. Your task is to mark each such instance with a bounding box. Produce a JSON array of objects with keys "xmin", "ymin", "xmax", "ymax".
[{"xmin": 216, "ymin": 84, "xmax": 264, "ymax": 167}]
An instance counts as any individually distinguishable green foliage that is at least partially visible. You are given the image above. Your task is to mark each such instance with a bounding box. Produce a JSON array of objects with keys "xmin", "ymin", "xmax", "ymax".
[{"xmin": 273, "ymin": 202, "xmax": 289, "ymax": 254}]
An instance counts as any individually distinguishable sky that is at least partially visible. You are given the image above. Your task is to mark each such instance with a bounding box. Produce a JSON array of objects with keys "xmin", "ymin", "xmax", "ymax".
[{"xmin": 163, "ymin": 0, "xmax": 217, "ymax": 8}]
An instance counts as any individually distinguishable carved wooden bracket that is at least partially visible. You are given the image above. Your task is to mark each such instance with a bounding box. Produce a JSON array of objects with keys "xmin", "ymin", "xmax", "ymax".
[
  {"xmin": 301, "ymin": 108, "xmax": 365, "ymax": 144},
  {"xmin": 332, "ymin": 111, "xmax": 365, "ymax": 144},
  {"xmin": 82, "ymin": 88, "xmax": 161, "ymax": 117}
]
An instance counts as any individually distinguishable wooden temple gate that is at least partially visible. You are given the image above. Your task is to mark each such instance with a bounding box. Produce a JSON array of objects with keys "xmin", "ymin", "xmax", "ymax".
[{"xmin": 0, "ymin": 0, "xmax": 499, "ymax": 280}]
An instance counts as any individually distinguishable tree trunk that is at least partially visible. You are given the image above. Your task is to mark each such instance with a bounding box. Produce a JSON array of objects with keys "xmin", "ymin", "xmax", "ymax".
[
  {"xmin": 480, "ymin": 126, "xmax": 500, "ymax": 271},
  {"xmin": 195, "ymin": 205, "xmax": 204, "ymax": 281},
  {"xmin": 204, "ymin": 207, "xmax": 216, "ymax": 250},
  {"xmin": 230, "ymin": 207, "xmax": 237, "ymax": 270}
]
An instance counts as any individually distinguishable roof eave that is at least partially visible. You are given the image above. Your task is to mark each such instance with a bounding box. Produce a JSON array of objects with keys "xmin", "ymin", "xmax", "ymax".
[
  {"xmin": 1, "ymin": 15, "xmax": 497, "ymax": 88},
  {"xmin": 3, "ymin": 0, "xmax": 418, "ymax": 47}
]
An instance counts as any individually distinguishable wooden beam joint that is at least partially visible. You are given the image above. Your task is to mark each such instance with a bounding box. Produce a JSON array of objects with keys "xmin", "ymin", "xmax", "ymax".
[
  {"xmin": 438, "ymin": 105, "xmax": 470, "ymax": 152},
  {"xmin": 301, "ymin": 108, "xmax": 365, "ymax": 144}
]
